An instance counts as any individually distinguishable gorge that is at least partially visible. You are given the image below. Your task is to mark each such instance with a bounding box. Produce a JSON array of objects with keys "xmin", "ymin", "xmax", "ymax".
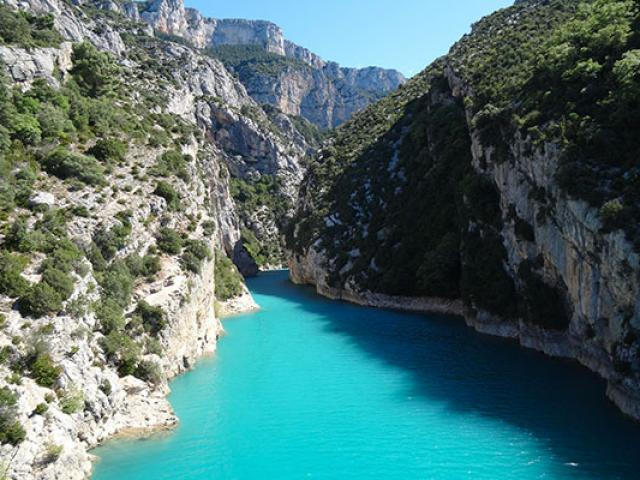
[{"xmin": 1, "ymin": 0, "xmax": 639, "ymax": 479}]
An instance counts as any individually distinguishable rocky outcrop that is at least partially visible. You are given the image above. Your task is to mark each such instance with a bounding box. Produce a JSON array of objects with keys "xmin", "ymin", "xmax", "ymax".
[{"xmin": 138, "ymin": 0, "xmax": 406, "ymax": 129}]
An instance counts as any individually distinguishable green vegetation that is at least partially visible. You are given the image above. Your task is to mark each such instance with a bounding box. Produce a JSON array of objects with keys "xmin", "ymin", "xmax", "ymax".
[
  {"xmin": 0, "ymin": 387, "xmax": 25, "ymax": 446},
  {"xmin": 207, "ymin": 45, "xmax": 309, "ymax": 79},
  {"xmin": 30, "ymin": 353, "xmax": 62, "ymax": 388},
  {"xmin": 134, "ymin": 301, "xmax": 166, "ymax": 336},
  {"xmin": 40, "ymin": 148, "xmax": 106, "ymax": 185},
  {"xmin": 59, "ymin": 389, "xmax": 84, "ymax": 415},
  {"xmin": 87, "ymin": 138, "xmax": 128, "ymax": 164},
  {"xmin": 214, "ymin": 251, "xmax": 244, "ymax": 301},
  {"xmin": 70, "ymin": 42, "xmax": 120, "ymax": 98},
  {"xmin": 230, "ymin": 175, "xmax": 291, "ymax": 266},
  {"xmin": 151, "ymin": 150, "xmax": 190, "ymax": 182},
  {"xmin": 451, "ymin": 0, "xmax": 640, "ymax": 247},
  {"xmin": 0, "ymin": 4, "xmax": 63, "ymax": 48},
  {"xmin": 154, "ymin": 181, "xmax": 181, "ymax": 210},
  {"xmin": 156, "ymin": 228, "xmax": 183, "ymax": 255},
  {"xmin": 180, "ymin": 240, "xmax": 212, "ymax": 274}
]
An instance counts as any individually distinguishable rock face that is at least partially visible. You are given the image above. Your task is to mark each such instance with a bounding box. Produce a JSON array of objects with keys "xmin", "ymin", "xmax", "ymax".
[
  {"xmin": 288, "ymin": 0, "xmax": 640, "ymax": 421},
  {"xmin": 138, "ymin": 0, "xmax": 406, "ymax": 129},
  {"xmin": 0, "ymin": 0, "xmax": 301, "ymax": 477}
]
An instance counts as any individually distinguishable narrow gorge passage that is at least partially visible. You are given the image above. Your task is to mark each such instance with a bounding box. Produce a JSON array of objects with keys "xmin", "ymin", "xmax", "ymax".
[{"xmin": 92, "ymin": 272, "xmax": 640, "ymax": 480}]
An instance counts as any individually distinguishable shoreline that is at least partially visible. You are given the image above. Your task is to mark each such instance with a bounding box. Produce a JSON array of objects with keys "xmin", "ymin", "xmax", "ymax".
[
  {"xmin": 288, "ymin": 266, "xmax": 640, "ymax": 423},
  {"xmin": 87, "ymin": 296, "xmax": 261, "ymax": 479}
]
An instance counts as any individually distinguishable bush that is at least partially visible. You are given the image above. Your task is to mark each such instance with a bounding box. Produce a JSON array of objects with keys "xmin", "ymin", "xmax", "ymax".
[
  {"xmin": 0, "ymin": 387, "xmax": 25, "ymax": 446},
  {"xmin": 95, "ymin": 298, "xmax": 125, "ymax": 334},
  {"xmin": 43, "ymin": 443, "xmax": 63, "ymax": 463},
  {"xmin": 60, "ymin": 389, "xmax": 84, "ymax": 415},
  {"xmin": 70, "ymin": 42, "xmax": 120, "ymax": 98},
  {"xmin": 214, "ymin": 251, "xmax": 244, "ymax": 301},
  {"xmin": 30, "ymin": 353, "xmax": 61, "ymax": 388},
  {"xmin": 0, "ymin": 5, "xmax": 62, "ymax": 48},
  {"xmin": 135, "ymin": 360, "xmax": 163, "ymax": 386},
  {"xmin": 180, "ymin": 240, "xmax": 211, "ymax": 274},
  {"xmin": 100, "ymin": 331, "xmax": 140, "ymax": 376},
  {"xmin": 0, "ymin": 252, "xmax": 29, "ymax": 298},
  {"xmin": 34, "ymin": 402, "xmax": 48, "ymax": 415},
  {"xmin": 134, "ymin": 301, "xmax": 166, "ymax": 336},
  {"xmin": 87, "ymin": 138, "xmax": 128, "ymax": 164},
  {"xmin": 151, "ymin": 150, "xmax": 190, "ymax": 182},
  {"xmin": 40, "ymin": 148, "xmax": 105, "ymax": 185},
  {"xmin": 153, "ymin": 181, "xmax": 181, "ymax": 210},
  {"xmin": 156, "ymin": 228, "xmax": 183, "ymax": 255},
  {"xmin": 98, "ymin": 261, "xmax": 134, "ymax": 309},
  {"xmin": 18, "ymin": 283, "xmax": 63, "ymax": 318},
  {"xmin": 93, "ymin": 221, "xmax": 131, "ymax": 261},
  {"xmin": 41, "ymin": 267, "xmax": 74, "ymax": 301}
]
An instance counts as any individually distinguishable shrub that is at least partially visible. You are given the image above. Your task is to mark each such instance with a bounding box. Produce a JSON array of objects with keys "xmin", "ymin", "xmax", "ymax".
[
  {"xmin": 0, "ymin": 5, "xmax": 62, "ymax": 48},
  {"xmin": 93, "ymin": 221, "xmax": 131, "ymax": 261},
  {"xmin": 134, "ymin": 301, "xmax": 166, "ymax": 336},
  {"xmin": 214, "ymin": 251, "xmax": 244, "ymax": 301},
  {"xmin": 41, "ymin": 267, "xmax": 74, "ymax": 301},
  {"xmin": 87, "ymin": 138, "xmax": 128, "ymax": 164},
  {"xmin": 95, "ymin": 298, "xmax": 125, "ymax": 334},
  {"xmin": 70, "ymin": 42, "xmax": 120, "ymax": 98},
  {"xmin": 0, "ymin": 252, "xmax": 29, "ymax": 298},
  {"xmin": 33, "ymin": 403, "xmax": 48, "ymax": 415},
  {"xmin": 40, "ymin": 148, "xmax": 105, "ymax": 185},
  {"xmin": 18, "ymin": 283, "xmax": 63, "ymax": 318},
  {"xmin": 181, "ymin": 240, "xmax": 211, "ymax": 274},
  {"xmin": 201, "ymin": 220, "xmax": 215, "ymax": 237},
  {"xmin": 43, "ymin": 443, "xmax": 63, "ymax": 463},
  {"xmin": 30, "ymin": 353, "xmax": 61, "ymax": 388},
  {"xmin": 135, "ymin": 360, "xmax": 163, "ymax": 386},
  {"xmin": 156, "ymin": 228, "xmax": 183, "ymax": 255},
  {"xmin": 151, "ymin": 150, "xmax": 190, "ymax": 181},
  {"xmin": 59, "ymin": 389, "xmax": 84, "ymax": 415},
  {"xmin": 100, "ymin": 331, "xmax": 140, "ymax": 376},
  {"xmin": 0, "ymin": 387, "xmax": 26, "ymax": 446},
  {"xmin": 153, "ymin": 181, "xmax": 181, "ymax": 210},
  {"xmin": 97, "ymin": 261, "xmax": 134, "ymax": 309},
  {"xmin": 12, "ymin": 113, "xmax": 42, "ymax": 145}
]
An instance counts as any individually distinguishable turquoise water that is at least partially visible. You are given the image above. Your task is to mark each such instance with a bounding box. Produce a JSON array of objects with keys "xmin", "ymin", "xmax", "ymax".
[{"xmin": 92, "ymin": 271, "xmax": 640, "ymax": 480}]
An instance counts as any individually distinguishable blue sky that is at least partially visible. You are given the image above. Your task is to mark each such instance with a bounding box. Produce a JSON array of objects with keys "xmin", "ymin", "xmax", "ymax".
[{"xmin": 185, "ymin": 0, "xmax": 514, "ymax": 77}]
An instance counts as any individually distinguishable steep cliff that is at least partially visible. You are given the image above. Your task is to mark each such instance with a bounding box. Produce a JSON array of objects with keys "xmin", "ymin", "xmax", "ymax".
[
  {"xmin": 0, "ymin": 0, "xmax": 289, "ymax": 477},
  {"xmin": 289, "ymin": 0, "xmax": 640, "ymax": 420},
  {"xmin": 138, "ymin": 0, "xmax": 406, "ymax": 129}
]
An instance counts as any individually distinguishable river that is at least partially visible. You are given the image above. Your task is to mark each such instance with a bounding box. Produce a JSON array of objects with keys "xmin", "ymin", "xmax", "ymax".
[{"xmin": 92, "ymin": 271, "xmax": 640, "ymax": 479}]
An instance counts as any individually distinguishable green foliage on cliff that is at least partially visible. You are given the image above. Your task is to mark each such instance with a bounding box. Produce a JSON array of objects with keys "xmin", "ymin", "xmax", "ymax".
[
  {"xmin": 208, "ymin": 45, "xmax": 309, "ymax": 79},
  {"xmin": 0, "ymin": 387, "xmax": 26, "ymax": 446},
  {"xmin": 0, "ymin": 4, "xmax": 63, "ymax": 49},
  {"xmin": 214, "ymin": 251, "xmax": 244, "ymax": 301},
  {"xmin": 291, "ymin": 0, "xmax": 640, "ymax": 326}
]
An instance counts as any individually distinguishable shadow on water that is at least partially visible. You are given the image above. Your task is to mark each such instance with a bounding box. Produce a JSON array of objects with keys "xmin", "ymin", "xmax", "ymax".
[{"xmin": 248, "ymin": 271, "xmax": 640, "ymax": 479}]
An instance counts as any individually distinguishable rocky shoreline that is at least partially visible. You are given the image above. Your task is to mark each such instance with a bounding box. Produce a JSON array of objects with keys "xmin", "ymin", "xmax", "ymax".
[{"xmin": 289, "ymin": 253, "xmax": 640, "ymax": 422}]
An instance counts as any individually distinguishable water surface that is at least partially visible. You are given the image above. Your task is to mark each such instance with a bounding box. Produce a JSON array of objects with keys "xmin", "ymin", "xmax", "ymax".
[{"xmin": 93, "ymin": 271, "xmax": 640, "ymax": 479}]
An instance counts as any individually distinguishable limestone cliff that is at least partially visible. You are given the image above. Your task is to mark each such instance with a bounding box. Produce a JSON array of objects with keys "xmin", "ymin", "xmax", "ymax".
[
  {"xmin": 137, "ymin": 0, "xmax": 406, "ymax": 129},
  {"xmin": 289, "ymin": 0, "xmax": 640, "ymax": 420},
  {"xmin": 0, "ymin": 0, "xmax": 276, "ymax": 477}
]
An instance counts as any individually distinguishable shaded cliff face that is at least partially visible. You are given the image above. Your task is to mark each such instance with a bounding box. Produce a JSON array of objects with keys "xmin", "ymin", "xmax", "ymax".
[
  {"xmin": 289, "ymin": 0, "xmax": 640, "ymax": 420},
  {"xmin": 137, "ymin": 0, "xmax": 406, "ymax": 129}
]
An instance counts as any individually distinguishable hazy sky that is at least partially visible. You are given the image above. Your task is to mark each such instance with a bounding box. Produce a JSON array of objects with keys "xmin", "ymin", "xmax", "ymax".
[{"xmin": 185, "ymin": 0, "xmax": 515, "ymax": 77}]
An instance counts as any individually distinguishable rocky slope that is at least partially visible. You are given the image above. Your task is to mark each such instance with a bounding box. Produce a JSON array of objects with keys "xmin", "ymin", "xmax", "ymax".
[
  {"xmin": 0, "ymin": 0, "xmax": 296, "ymax": 477},
  {"xmin": 289, "ymin": 0, "xmax": 640, "ymax": 420},
  {"xmin": 138, "ymin": 0, "xmax": 406, "ymax": 129}
]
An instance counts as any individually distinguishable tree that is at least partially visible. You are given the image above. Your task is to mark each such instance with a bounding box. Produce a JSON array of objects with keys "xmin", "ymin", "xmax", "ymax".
[{"xmin": 70, "ymin": 42, "xmax": 120, "ymax": 98}]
